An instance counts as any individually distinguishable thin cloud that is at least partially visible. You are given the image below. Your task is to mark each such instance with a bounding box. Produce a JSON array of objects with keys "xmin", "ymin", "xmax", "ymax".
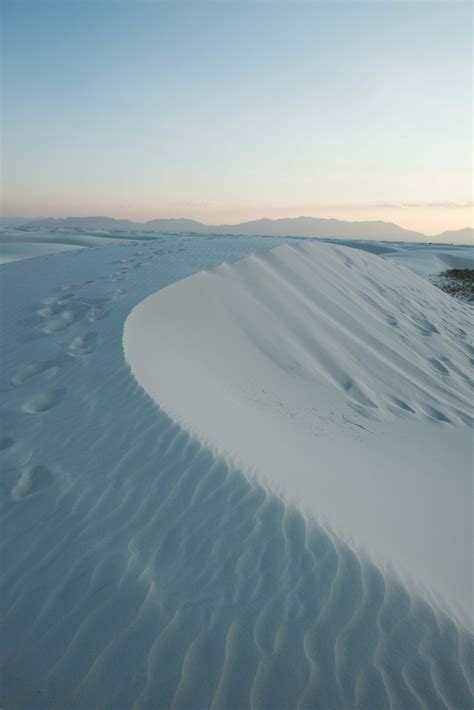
[{"xmin": 376, "ymin": 202, "xmax": 473, "ymax": 210}]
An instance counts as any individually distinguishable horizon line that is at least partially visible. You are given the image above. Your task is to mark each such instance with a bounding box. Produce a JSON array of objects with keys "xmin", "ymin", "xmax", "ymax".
[{"xmin": 2, "ymin": 213, "xmax": 473, "ymax": 236}]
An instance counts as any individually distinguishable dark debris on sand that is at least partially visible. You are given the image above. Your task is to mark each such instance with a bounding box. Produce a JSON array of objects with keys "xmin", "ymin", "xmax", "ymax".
[{"xmin": 435, "ymin": 269, "xmax": 474, "ymax": 302}]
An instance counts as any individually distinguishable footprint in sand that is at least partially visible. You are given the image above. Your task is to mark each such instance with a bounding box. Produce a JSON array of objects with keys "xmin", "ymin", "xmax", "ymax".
[
  {"xmin": 38, "ymin": 302, "xmax": 63, "ymax": 317},
  {"xmin": 12, "ymin": 354, "xmax": 74, "ymax": 386},
  {"xmin": 41, "ymin": 305, "xmax": 89, "ymax": 333},
  {"xmin": 108, "ymin": 272, "xmax": 126, "ymax": 282},
  {"xmin": 11, "ymin": 464, "xmax": 55, "ymax": 500},
  {"xmin": 68, "ymin": 332, "xmax": 98, "ymax": 356},
  {"xmin": 22, "ymin": 388, "xmax": 66, "ymax": 414},
  {"xmin": 36, "ymin": 290, "xmax": 113, "ymax": 334},
  {"xmin": 12, "ymin": 359, "xmax": 58, "ymax": 386}
]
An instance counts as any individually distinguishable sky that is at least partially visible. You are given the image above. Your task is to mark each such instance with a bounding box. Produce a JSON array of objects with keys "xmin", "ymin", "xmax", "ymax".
[{"xmin": 2, "ymin": 0, "xmax": 472, "ymax": 236}]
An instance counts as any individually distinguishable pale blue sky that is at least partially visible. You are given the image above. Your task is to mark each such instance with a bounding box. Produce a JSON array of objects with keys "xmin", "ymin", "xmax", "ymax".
[{"xmin": 2, "ymin": 0, "xmax": 472, "ymax": 233}]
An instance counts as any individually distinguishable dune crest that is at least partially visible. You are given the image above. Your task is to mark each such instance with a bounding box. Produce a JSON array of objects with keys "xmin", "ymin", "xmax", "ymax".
[{"xmin": 124, "ymin": 242, "xmax": 473, "ymax": 618}]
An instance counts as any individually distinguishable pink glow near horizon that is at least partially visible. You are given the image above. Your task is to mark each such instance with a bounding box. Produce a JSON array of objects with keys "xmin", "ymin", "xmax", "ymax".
[
  {"xmin": 3, "ymin": 2, "xmax": 472, "ymax": 241},
  {"xmin": 3, "ymin": 199, "xmax": 472, "ymax": 237}
]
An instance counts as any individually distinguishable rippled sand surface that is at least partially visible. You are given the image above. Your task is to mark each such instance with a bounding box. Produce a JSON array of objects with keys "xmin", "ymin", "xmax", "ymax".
[{"xmin": 1, "ymin": 234, "xmax": 472, "ymax": 709}]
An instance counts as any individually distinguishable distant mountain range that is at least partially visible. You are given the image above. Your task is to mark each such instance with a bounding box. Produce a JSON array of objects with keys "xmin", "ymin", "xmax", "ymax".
[
  {"xmin": 433, "ymin": 227, "xmax": 473, "ymax": 244},
  {"xmin": 2, "ymin": 215, "xmax": 472, "ymax": 243}
]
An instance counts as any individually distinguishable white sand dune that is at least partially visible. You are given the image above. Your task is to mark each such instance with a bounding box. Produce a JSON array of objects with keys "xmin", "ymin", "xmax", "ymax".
[
  {"xmin": 1, "ymin": 235, "xmax": 473, "ymax": 709},
  {"xmin": 0, "ymin": 227, "xmax": 156, "ymax": 264},
  {"xmin": 2, "ymin": 224, "xmax": 473, "ymax": 274},
  {"xmin": 384, "ymin": 242, "xmax": 474, "ymax": 280},
  {"xmin": 124, "ymin": 242, "xmax": 473, "ymax": 618},
  {"xmin": 0, "ymin": 240, "xmax": 83, "ymax": 264}
]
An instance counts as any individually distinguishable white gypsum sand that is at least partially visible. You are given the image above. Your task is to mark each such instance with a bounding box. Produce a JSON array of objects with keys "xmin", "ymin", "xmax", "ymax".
[
  {"xmin": 124, "ymin": 241, "xmax": 473, "ymax": 620},
  {"xmin": 0, "ymin": 227, "xmax": 159, "ymax": 264},
  {"xmin": 2, "ymin": 234, "xmax": 473, "ymax": 709}
]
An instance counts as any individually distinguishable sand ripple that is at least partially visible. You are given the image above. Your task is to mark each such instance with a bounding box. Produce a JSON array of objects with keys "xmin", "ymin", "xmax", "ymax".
[{"xmin": 1, "ymin": 236, "xmax": 472, "ymax": 709}]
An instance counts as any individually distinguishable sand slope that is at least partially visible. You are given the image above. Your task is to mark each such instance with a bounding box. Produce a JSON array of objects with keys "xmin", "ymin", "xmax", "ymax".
[
  {"xmin": 0, "ymin": 228, "xmax": 159, "ymax": 264},
  {"xmin": 124, "ymin": 242, "xmax": 473, "ymax": 618},
  {"xmin": 1, "ymin": 236, "xmax": 473, "ymax": 709}
]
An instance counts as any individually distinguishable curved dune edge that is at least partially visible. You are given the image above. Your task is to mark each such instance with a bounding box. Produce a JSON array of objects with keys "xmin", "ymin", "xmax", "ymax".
[
  {"xmin": 124, "ymin": 241, "xmax": 473, "ymax": 622},
  {"xmin": 2, "ymin": 237, "xmax": 472, "ymax": 709}
]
